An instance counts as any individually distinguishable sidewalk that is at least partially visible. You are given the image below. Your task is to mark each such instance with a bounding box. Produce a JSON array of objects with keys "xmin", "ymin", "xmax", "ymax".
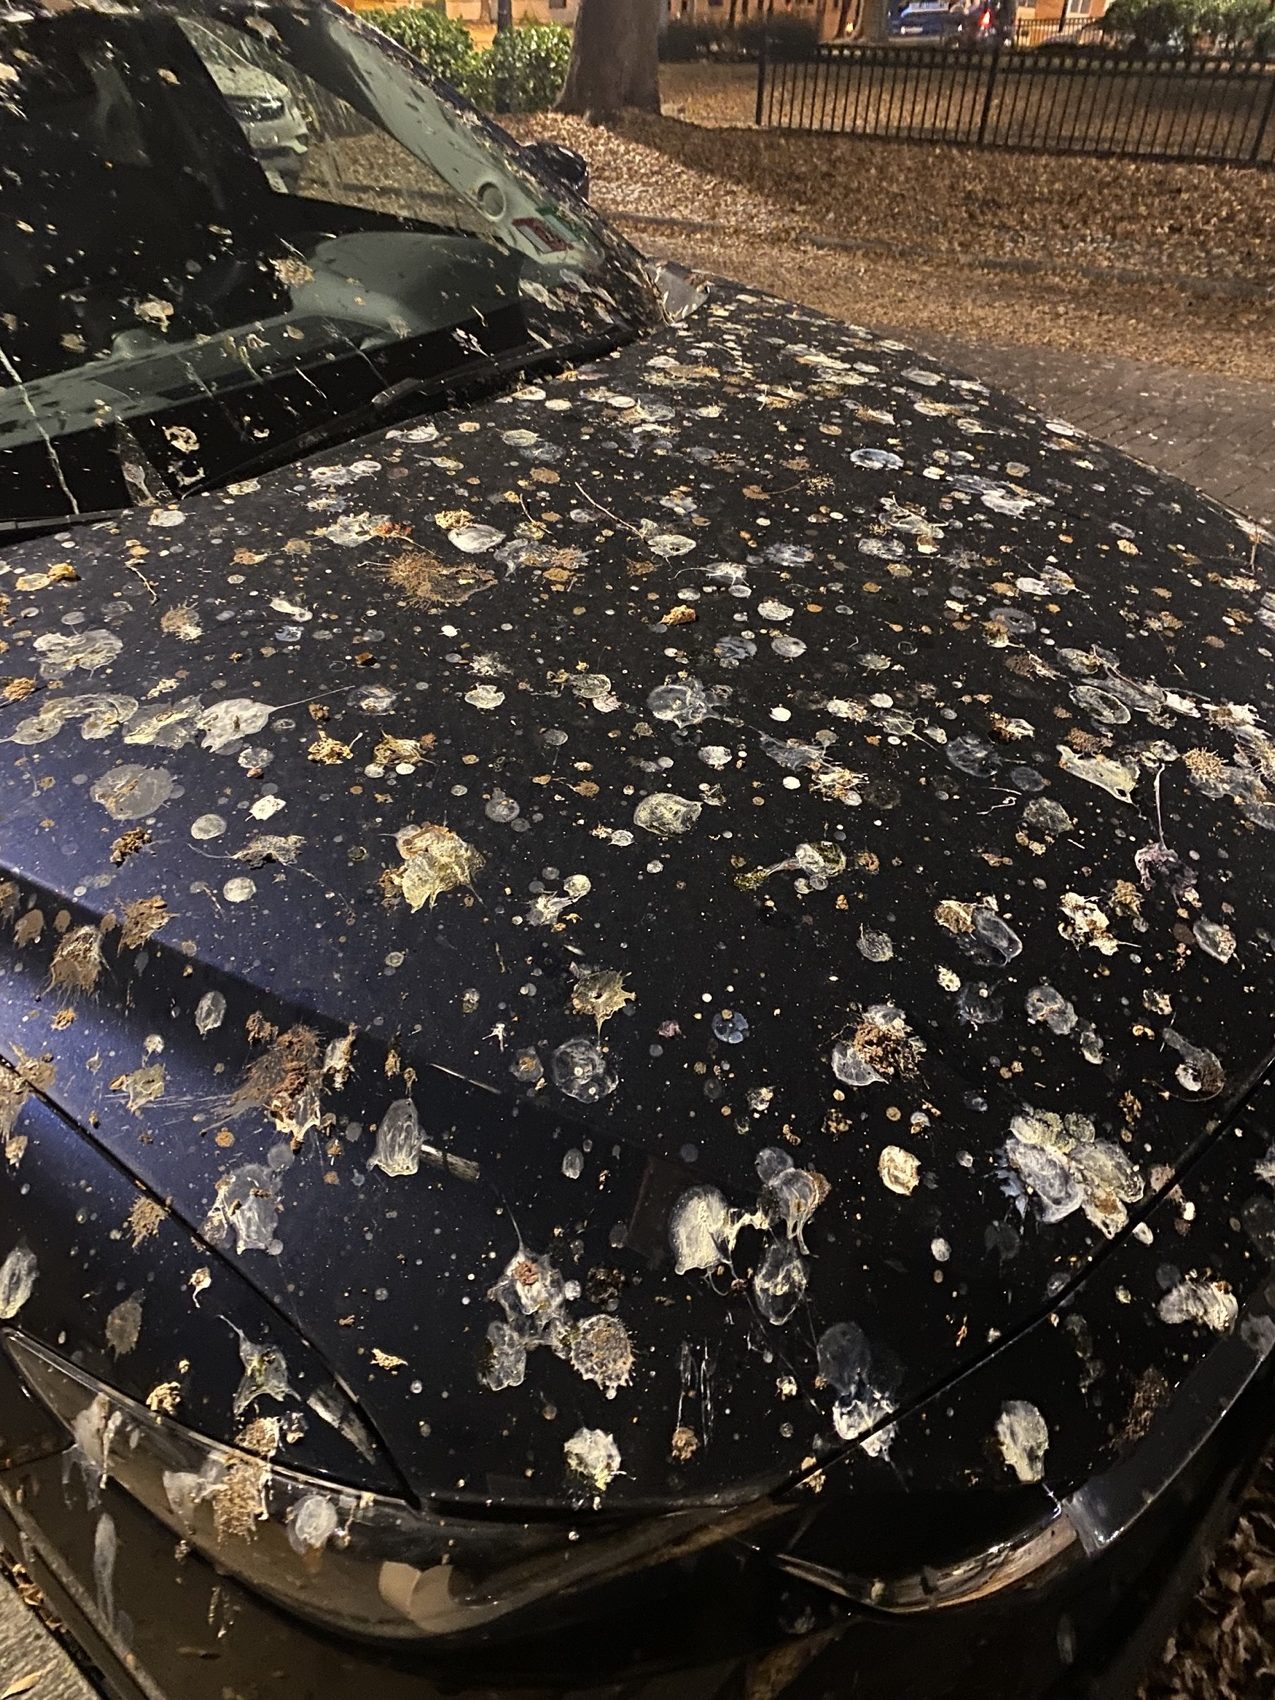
[{"xmin": 0, "ymin": 1573, "xmax": 92, "ymax": 1700}]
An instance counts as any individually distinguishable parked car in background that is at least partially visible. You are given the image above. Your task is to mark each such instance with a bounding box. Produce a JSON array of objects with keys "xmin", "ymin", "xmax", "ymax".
[
  {"xmin": 186, "ymin": 14, "xmax": 308, "ymax": 186},
  {"xmin": 1, "ymin": 7, "xmax": 1274, "ymax": 1700},
  {"xmin": 1027, "ymin": 22, "xmax": 1116, "ymax": 51},
  {"xmin": 958, "ymin": 0, "xmax": 1017, "ymax": 48},
  {"xmin": 1026, "ymin": 22, "xmax": 1188, "ymax": 53},
  {"xmin": 888, "ymin": 0, "xmax": 965, "ymax": 40}
]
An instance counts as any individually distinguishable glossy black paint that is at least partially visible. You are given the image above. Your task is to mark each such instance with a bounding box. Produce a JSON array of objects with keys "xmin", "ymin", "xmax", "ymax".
[
  {"xmin": 1, "ymin": 281, "xmax": 1272, "ymax": 1509},
  {"xmin": 0, "ymin": 1, "xmax": 1272, "ymax": 1692}
]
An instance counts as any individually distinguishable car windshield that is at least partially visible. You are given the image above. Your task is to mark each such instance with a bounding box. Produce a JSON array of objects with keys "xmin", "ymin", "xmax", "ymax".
[{"xmin": 0, "ymin": 0, "xmax": 663, "ymax": 530}]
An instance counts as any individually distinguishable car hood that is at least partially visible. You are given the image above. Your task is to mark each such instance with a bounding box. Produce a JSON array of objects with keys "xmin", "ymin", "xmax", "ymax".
[{"xmin": 1, "ymin": 283, "xmax": 1273, "ymax": 1512}]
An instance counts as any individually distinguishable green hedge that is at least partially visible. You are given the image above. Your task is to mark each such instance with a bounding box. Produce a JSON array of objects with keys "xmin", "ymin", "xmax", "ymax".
[
  {"xmin": 658, "ymin": 14, "xmax": 820, "ymax": 61},
  {"xmin": 485, "ymin": 23, "xmax": 573, "ymax": 112},
  {"xmin": 1103, "ymin": 0, "xmax": 1275, "ymax": 52},
  {"xmin": 364, "ymin": 8, "xmax": 573, "ymax": 109}
]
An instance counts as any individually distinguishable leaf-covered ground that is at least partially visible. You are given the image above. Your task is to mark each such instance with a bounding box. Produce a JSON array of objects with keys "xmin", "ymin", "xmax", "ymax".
[
  {"xmin": 506, "ymin": 63, "xmax": 1275, "ymax": 380},
  {"xmin": 1139, "ymin": 1457, "xmax": 1275, "ymax": 1699}
]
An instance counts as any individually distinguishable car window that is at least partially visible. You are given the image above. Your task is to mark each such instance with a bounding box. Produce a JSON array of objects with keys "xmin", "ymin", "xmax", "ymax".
[
  {"xmin": 179, "ymin": 14, "xmax": 489, "ymax": 236},
  {"xmin": 0, "ymin": 2, "xmax": 661, "ymax": 532}
]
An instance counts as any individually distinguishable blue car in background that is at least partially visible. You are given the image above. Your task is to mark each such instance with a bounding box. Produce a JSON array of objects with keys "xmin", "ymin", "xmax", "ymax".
[{"xmin": 888, "ymin": 0, "xmax": 964, "ymax": 39}]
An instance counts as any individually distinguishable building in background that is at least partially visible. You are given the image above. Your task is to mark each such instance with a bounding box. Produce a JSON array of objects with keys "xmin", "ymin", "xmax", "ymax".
[
  {"xmin": 667, "ymin": 0, "xmax": 1108, "ymax": 36},
  {"xmin": 344, "ymin": 0, "xmax": 1106, "ymax": 39},
  {"xmin": 670, "ymin": 0, "xmax": 846, "ymax": 38},
  {"xmin": 448, "ymin": 0, "xmax": 581, "ymax": 21},
  {"xmin": 342, "ymin": 0, "xmax": 581, "ymax": 22}
]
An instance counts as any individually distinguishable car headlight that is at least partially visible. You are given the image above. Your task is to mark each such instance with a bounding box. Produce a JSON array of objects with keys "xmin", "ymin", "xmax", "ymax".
[{"xmin": 4, "ymin": 1331, "xmax": 781, "ymax": 1651}]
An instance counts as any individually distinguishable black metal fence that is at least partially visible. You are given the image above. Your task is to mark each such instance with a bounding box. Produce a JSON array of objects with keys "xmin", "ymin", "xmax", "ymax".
[{"xmin": 755, "ymin": 42, "xmax": 1275, "ymax": 165}]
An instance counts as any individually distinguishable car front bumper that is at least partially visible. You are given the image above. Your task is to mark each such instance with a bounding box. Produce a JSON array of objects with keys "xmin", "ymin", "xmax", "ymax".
[{"xmin": 1, "ymin": 1334, "xmax": 1272, "ymax": 1700}]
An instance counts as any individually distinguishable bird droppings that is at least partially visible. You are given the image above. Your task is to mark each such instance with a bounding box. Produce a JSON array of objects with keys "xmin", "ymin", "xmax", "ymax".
[
  {"xmin": 480, "ymin": 1246, "xmax": 633, "ymax": 1400},
  {"xmin": 1059, "ymin": 892, "xmax": 1120, "ymax": 956},
  {"xmin": 287, "ymin": 1492, "xmax": 341, "ymax": 1555},
  {"xmin": 388, "ymin": 823, "xmax": 484, "ymax": 911},
  {"xmin": 117, "ymin": 896, "xmax": 170, "ymax": 951},
  {"xmin": 111, "ymin": 1064, "xmax": 166, "ymax": 1115},
  {"xmin": 213, "ymin": 1454, "xmax": 272, "ymax": 1543},
  {"xmin": 109, "ymin": 828, "xmax": 151, "ymax": 866},
  {"xmin": 669, "ymin": 1184, "xmax": 742, "ymax": 1275},
  {"xmin": 878, "ymin": 1145, "xmax": 921, "ymax": 1196},
  {"xmin": 995, "ymin": 1400, "xmax": 1050, "ymax": 1483},
  {"xmin": 569, "ymin": 968, "xmax": 634, "ymax": 1034},
  {"xmin": 551, "ymin": 1036, "xmax": 616, "ymax": 1103},
  {"xmin": 202, "ymin": 1148, "xmax": 292, "ymax": 1257},
  {"xmin": 125, "ymin": 1197, "xmax": 165, "ymax": 1249},
  {"xmin": 1162, "ymin": 1029, "xmax": 1227, "ymax": 1097},
  {"xmin": 383, "ymin": 549, "xmax": 496, "ymax": 609},
  {"xmin": 368, "ymin": 1097, "xmax": 422, "ymax": 1178},
  {"xmin": 816, "ymin": 1321, "xmax": 898, "ymax": 1455},
  {"xmin": 1158, "ymin": 1279, "xmax": 1239, "ymax": 1333},
  {"xmin": 1057, "ymin": 746, "xmax": 1140, "ymax": 803},
  {"xmin": 633, "ymin": 792, "xmax": 702, "ymax": 836},
  {"xmin": 104, "ymin": 1294, "xmax": 143, "ymax": 1357},
  {"xmin": 230, "ymin": 1025, "xmax": 324, "ymax": 1142},
  {"xmin": 1004, "ymin": 1107, "xmax": 1143, "ymax": 1237},
  {"xmin": 568, "ymin": 1314, "xmax": 634, "ymax": 1395},
  {"xmin": 0, "ymin": 1243, "xmax": 36, "ymax": 1318},
  {"xmin": 89, "ymin": 764, "xmax": 176, "ymax": 820},
  {"xmin": 48, "ymin": 925, "xmax": 105, "ymax": 997},
  {"xmin": 832, "ymin": 1005, "xmax": 925, "ymax": 1089},
  {"xmin": 564, "ymin": 1427, "xmax": 621, "ymax": 1495}
]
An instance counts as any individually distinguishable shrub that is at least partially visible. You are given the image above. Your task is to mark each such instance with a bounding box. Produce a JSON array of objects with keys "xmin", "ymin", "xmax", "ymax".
[
  {"xmin": 1204, "ymin": 0, "xmax": 1275, "ymax": 50},
  {"xmin": 485, "ymin": 22, "xmax": 572, "ymax": 112},
  {"xmin": 1104, "ymin": 0, "xmax": 1275, "ymax": 51},
  {"xmin": 364, "ymin": 9, "xmax": 570, "ymax": 111},
  {"xmin": 736, "ymin": 15, "xmax": 820, "ymax": 59},
  {"xmin": 363, "ymin": 6, "xmax": 486, "ymax": 97},
  {"xmin": 659, "ymin": 19, "xmax": 724, "ymax": 60},
  {"xmin": 1102, "ymin": 0, "xmax": 1200, "ymax": 48}
]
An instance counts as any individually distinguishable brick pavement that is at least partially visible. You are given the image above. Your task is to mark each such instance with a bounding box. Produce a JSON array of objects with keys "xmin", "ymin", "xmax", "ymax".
[{"xmin": 875, "ymin": 331, "xmax": 1275, "ymax": 528}]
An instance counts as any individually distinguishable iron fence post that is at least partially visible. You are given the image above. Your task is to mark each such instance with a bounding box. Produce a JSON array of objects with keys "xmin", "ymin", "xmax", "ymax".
[
  {"xmin": 1251, "ymin": 64, "xmax": 1275, "ymax": 163},
  {"xmin": 756, "ymin": 28, "xmax": 769, "ymax": 126},
  {"xmin": 976, "ymin": 46, "xmax": 1001, "ymax": 147}
]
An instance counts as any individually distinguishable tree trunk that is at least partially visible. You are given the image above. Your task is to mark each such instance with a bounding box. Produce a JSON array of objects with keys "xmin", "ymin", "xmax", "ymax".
[
  {"xmin": 496, "ymin": 0, "xmax": 514, "ymax": 31},
  {"xmin": 557, "ymin": 0, "xmax": 662, "ymax": 115},
  {"xmin": 854, "ymin": 0, "xmax": 890, "ymax": 40}
]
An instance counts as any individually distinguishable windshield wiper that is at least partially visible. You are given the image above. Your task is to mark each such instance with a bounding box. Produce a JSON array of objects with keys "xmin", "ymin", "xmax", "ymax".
[
  {"xmin": 179, "ymin": 374, "xmax": 436, "ymax": 498},
  {"xmin": 0, "ymin": 507, "xmax": 129, "ymax": 543},
  {"xmin": 181, "ymin": 331, "xmax": 632, "ymax": 498},
  {"xmin": 0, "ymin": 423, "xmax": 174, "ymax": 547}
]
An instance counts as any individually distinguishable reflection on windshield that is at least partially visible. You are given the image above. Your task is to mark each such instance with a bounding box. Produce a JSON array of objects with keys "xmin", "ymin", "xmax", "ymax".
[{"xmin": 0, "ymin": 1, "xmax": 660, "ymax": 528}]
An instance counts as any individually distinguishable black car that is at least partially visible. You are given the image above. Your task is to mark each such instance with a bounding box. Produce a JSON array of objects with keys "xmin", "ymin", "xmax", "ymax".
[{"xmin": 0, "ymin": 5, "xmax": 1273, "ymax": 1700}]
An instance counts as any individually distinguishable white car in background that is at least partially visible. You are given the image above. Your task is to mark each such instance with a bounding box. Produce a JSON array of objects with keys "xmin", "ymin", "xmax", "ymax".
[{"xmin": 185, "ymin": 17, "xmax": 308, "ymax": 186}]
